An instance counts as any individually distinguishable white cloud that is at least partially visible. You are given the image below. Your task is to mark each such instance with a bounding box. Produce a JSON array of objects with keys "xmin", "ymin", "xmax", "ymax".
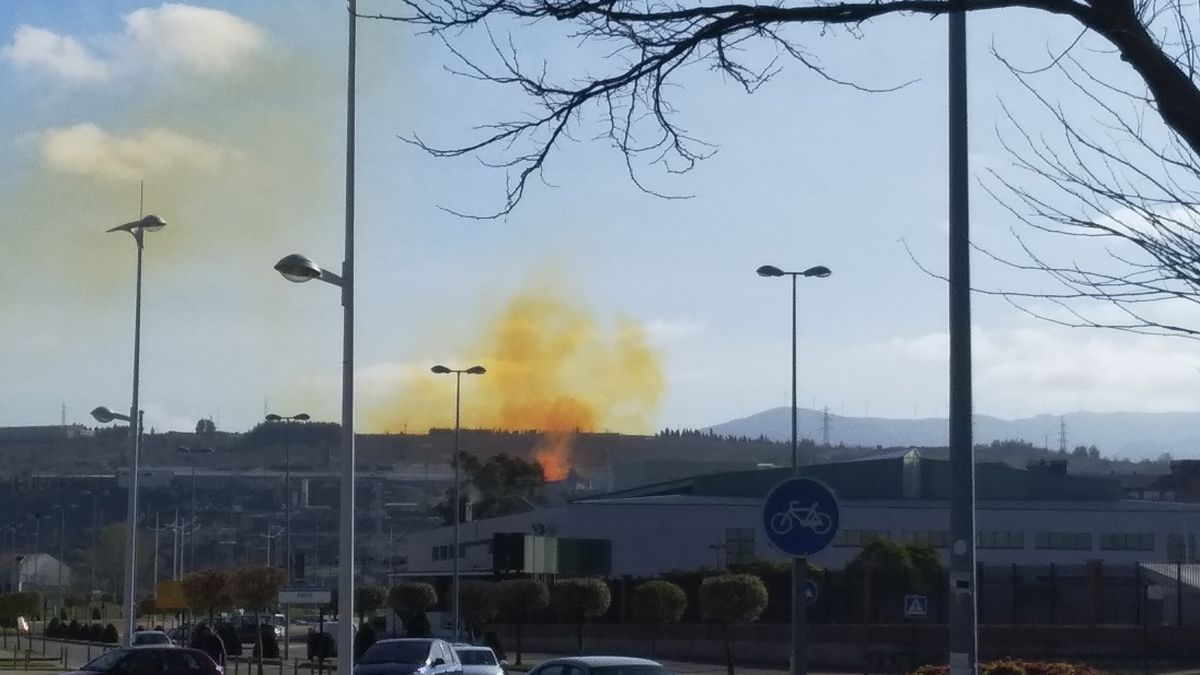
[
  {"xmin": 871, "ymin": 326, "xmax": 1200, "ymax": 416},
  {"xmin": 40, "ymin": 123, "xmax": 239, "ymax": 181},
  {"xmin": 2, "ymin": 25, "xmax": 110, "ymax": 81},
  {"xmin": 124, "ymin": 3, "xmax": 266, "ymax": 74}
]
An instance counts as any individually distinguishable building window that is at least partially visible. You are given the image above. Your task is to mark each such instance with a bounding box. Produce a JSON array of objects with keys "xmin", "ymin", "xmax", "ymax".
[
  {"xmin": 901, "ymin": 531, "xmax": 950, "ymax": 548},
  {"xmin": 978, "ymin": 531, "xmax": 1025, "ymax": 549},
  {"xmin": 725, "ymin": 528, "xmax": 755, "ymax": 566},
  {"xmin": 1100, "ymin": 533, "xmax": 1155, "ymax": 551},
  {"xmin": 834, "ymin": 530, "xmax": 888, "ymax": 547},
  {"xmin": 1035, "ymin": 532, "xmax": 1092, "ymax": 550},
  {"xmin": 1168, "ymin": 534, "xmax": 1197, "ymax": 562}
]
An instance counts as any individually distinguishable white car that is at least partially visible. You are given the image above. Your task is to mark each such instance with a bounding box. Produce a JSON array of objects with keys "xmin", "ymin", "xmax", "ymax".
[
  {"xmin": 525, "ymin": 657, "xmax": 672, "ymax": 675},
  {"xmin": 452, "ymin": 645, "xmax": 504, "ymax": 675},
  {"xmin": 131, "ymin": 630, "xmax": 173, "ymax": 646}
]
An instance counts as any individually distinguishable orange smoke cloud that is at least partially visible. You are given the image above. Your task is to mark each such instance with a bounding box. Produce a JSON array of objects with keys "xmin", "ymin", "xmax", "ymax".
[{"xmin": 366, "ymin": 287, "xmax": 664, "ymax": 480}]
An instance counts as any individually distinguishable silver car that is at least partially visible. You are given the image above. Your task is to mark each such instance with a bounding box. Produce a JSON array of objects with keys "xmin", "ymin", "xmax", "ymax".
[
  {"xmin": 452, "ymin": 645, "xmax": 504, "ymax": 675},
  {"xmin": 525, "ymin": 657, "xmax": 672, "ymax": 675}
]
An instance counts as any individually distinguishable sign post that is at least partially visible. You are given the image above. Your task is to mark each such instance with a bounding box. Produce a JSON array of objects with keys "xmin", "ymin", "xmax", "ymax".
[{"xmin": 762, "ymin": 477, "xmax": 840, "ymax": 675}]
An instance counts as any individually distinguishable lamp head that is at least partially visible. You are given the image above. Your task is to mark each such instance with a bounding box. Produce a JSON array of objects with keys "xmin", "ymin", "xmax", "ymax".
[
  {"xmin": 274, "ymin": 254, "xmax": 323, "ymax": 283},
  {"xmin": 431, "ymin": 365, "xmax": 452, "ymax": 374},
  {"xmin": 265, "ymin": 414, "xmax": 283, "ymax": 422},
  {"xmin": 294, "ymin": 413, "xmax": 311, "ymax": 421},
  {"xmin": 756, "ymin": 265, "xmax": 785, "ymax": 277},
  {"xmin": 107, "ymin": 215, "xmax": 166, "ymax": 234},
  {"xmin": 802, "ymin": 265, "xmax": 832, "ymax": 278},
  {"xmin": 465, "ymin": 366, "xmax": 487, "ymax": 375},
  {"xmin": 91, "ymin": 406, "xmax": 117, "ymax": 424}
]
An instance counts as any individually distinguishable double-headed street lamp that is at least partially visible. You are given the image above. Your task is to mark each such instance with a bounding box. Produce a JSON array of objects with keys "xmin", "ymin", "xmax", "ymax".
[
  {"xmin": 98, "ymin": 212, "xmax": 164, "ymax": 646},
  {"xmin": 431, "ymin": 364, "xmax": 486, "ymax": 641},
  {"xmin": 756, "ymin": 262, "xmax": 830, "ymax": 675},
  {"xmin": 176, "ymin": 446, "xmax": 212, "ymax": 575}
]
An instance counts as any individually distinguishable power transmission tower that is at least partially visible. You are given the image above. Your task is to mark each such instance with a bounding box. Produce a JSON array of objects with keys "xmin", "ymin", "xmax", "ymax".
[
  {"xmin": 1058, "ymin": 418, "xmax": 1068, "ymax": 454},
  {"xmin": 821, "ymin": 407, "xmax": 831, "ymax": 447}
]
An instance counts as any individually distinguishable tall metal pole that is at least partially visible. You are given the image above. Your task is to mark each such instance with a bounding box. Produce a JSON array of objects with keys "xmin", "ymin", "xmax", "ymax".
[
  {"xmin": 123, "ymin": 219, "xmax": 145, "ymax": 647},
  {"xmin": 185, "ymin": 457, "xmax": 196, "ymax": 576},
  {"xmin": 283, "ymin": 421, "xmax": 292, "ymax": 658},
  {"xmin": 90, "ymin": 494, "xmax": 98, "ymax": 604},
  {"xmin": 58, "ymin": 508, "xmax": 65, "ymax": 612},
  {"xmin": 453, "ymin": 371, "xmax": 462, "ymax": 642},
  {"xmin": 790, "ymin": 272, "xmax": 807, "ymax": 675},
  {"xmin": 153, "ymin": 512, "xmax": 160, "ymax": 591},
  {"xmin": 337, "ymin": 1, "xmax": 358, "ymax": 672},
  {"xmin": 947, "ymin": 0, "xmax": 978, "ymax": 671}
]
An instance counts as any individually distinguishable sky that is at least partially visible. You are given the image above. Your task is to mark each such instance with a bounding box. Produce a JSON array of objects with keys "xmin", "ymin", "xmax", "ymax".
[{"xmin": 1, "ymin": 1, "xmax": 1198, "ymax": 446}]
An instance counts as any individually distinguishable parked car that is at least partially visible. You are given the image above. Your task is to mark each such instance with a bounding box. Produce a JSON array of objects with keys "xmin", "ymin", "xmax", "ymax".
[
  {"xmin": 132, "ymin": 630, "xmax": 174, "ymax": 646},
  {"xmin": 524, "ymin": 657, "xmax": 673, "ymax": 675},
  {"xmin": 168, "ymin": 624, "xmax": 194, "ymax": 643},
  {"xmin": 452, "ymin": 645, "xmax": 504, "ymax": 675},
  {"xmin": 68, "ymin": 647, "xmax": 222, "ymax": 675},
  {"xmin": 353, "ymin": 638, "xmax": 463, "ymax": 675}
]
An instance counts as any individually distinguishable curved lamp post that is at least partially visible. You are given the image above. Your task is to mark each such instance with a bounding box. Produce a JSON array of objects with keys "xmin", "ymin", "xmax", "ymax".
[
  {"xmin": 431, "ymin": 364, "xmax": 486, "ymax": 641},
  {"xmin": 756, "ymin": 263, "xmax": 830, "ymax": 675}
]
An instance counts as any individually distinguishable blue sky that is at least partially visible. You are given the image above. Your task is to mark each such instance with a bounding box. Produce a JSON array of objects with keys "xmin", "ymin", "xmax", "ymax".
[{"xmin": 2, "ymin": 1, "xmax": 1198, "ymax": 447}]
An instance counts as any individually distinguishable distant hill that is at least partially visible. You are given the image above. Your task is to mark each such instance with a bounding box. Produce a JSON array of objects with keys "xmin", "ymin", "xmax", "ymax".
[{"xmin": 706, "ymin": 408, "xmax": 1200, "ymax": 460}]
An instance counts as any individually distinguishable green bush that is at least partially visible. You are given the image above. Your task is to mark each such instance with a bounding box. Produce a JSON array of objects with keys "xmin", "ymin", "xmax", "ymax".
[
  {"xmin": 217, "ymin": 624, "xmax": 242, "ymax": 656},
  {"xmin": 102, "ymin": 624, "xmax": 119, "ymax": 644},
  {"xmin": 307, "ymin": 631, "xmax": 335, "ymax": 660},
  {"xmin": 355, "ymin": 622, "xmax": 377, "ymax": 660},
  {"xmin": 88, "ymin": 624, "xmax": 103, "ymax": 642},
  {"xmin": 46, "ymin": 618, "xmax": 61, "ymax": 638},
  {"xmin": 67, "ymin": 619, "xmax": 81, "ymax": 640}
]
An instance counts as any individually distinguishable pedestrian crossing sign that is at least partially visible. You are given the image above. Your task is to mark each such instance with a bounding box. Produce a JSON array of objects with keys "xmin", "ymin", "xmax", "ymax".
[{"xmin": 904, "ymin": 594, "xmax": 928, "ymax": 620}]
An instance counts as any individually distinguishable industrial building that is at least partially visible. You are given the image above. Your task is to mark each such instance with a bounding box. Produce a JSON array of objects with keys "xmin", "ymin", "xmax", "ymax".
[{"xmin": 400, "ymin": 450, "xmax": 1200, "ymax": 579}]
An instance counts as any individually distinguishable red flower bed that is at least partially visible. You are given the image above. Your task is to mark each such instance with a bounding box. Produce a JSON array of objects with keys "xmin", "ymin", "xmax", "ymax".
[{"xmin": 912, "ymin": 660, "xmax": 1107, "ymax": 675}]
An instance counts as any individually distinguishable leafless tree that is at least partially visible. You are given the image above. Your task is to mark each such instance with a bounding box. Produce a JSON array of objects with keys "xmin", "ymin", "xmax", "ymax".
[{"xmin": 367, "ymin": 0, "xmax": 1200, "ymax": 335}]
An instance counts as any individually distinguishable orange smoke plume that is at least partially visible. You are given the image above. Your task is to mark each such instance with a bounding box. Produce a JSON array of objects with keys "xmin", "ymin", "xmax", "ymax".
[{"xmin": 366, "ymin": 287, "xmax": 664, "ymax": 480}]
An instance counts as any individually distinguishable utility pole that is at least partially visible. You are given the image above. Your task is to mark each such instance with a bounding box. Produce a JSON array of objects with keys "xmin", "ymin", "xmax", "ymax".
[{"xmin": 1059, "ymin": 418, "xmax": 1068, "ymax": 454}]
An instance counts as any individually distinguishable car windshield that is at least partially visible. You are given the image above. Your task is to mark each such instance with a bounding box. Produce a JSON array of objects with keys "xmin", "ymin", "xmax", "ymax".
[
  {"xmin": 358, "ymin": 641, "xmax": 432, "ymax": 665},
  {"xmin": 82, "ymin": 650, "xmax": 127, "ymax": 671},
  {"xmin": 591, "ymin": 667, "xmax": 673, "ymax": 675},
  {"xmin": 456, "ymin": 650, "xmax": 497, "ymax": 666}
]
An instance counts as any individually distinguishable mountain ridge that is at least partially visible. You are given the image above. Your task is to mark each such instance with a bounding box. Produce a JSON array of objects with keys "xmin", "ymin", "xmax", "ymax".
[{"xmin": 705, "ymin": 408, "xmax": 1200, "ymax": 459}]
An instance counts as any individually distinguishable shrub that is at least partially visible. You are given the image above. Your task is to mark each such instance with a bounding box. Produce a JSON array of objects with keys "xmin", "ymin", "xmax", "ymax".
[
  {"xmin": 355, "ymin": 622, "xmax": 377, "ymax": 660},
  {"xmin": 218, "ymin": 623, "xmax": 242, "ymax": 656},
  {"xmin": 46, "ymin": 618, "xmax": 61, "ymax": 638},
  {"xmin": 67, "ymin": 619, "xmax": 81, "ymax": 640},
  {"xmin": 307, "ymin": 631, "xmax": 335, "ymax": 660},
  {"xmin": 88, "ymin": 624, "xmax": 103, "ymax": 642},
  {"xmin": 102, "ymin": 623, "xmax": 119, "ymax": 644},
  {"xmin": 550, "ymin": 578, "xmax": 611, "ymax": 654}
]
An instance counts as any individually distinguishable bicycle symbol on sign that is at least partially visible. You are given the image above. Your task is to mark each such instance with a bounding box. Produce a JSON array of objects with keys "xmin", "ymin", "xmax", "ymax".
[{"xmin": 769, "ymin": 501, "xmax": 833, "ymax": 536}]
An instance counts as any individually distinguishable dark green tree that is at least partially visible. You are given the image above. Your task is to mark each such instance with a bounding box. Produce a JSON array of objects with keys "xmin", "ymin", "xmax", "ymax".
[
  {"xmin": 435, "ymin": 453, "xmax": 546, "ymax": 524},
  {"xmin": 491, "ymin": 579, "xmax": 549, "ymax": 665},
  {"xmin": 550, "ymin": 578, "xmax": 611, "ymax": 655},
  {"xmin": 698, "ymin": 574, "xmax": 768, "ymax": 675},
  {"xmin": 355, "ymin": 585, "xmax": 388, "ymax": 623},
  {"xmin": 631, "ymin": 580, "xmax": 687, "ymax": 655},
  {"xmin": 387, "ymin": 583, "xmax": 437, "ymax": 637}
]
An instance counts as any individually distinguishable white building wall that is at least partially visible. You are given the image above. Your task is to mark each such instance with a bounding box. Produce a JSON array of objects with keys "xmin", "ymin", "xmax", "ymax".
[{"xmin": 400, "ymin": 497, "xmax": 1200, "ymax": 578}]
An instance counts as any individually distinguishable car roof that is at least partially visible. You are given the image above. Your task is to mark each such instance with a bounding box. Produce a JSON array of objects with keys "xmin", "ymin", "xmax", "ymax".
[
  {"xmin": 540, "ymin": 657, "xmax": 663, "ymax": 668},
  {"xmin": 134, "ymin": 631, "xmax": 170, "ymax": 635},
  {"xmin": 373, "ymin": 638, "xmax": 435, "ymax": 644},
  {"xmin": 452, "ymin": 645, "xmax": 494, "ymax": 651}
]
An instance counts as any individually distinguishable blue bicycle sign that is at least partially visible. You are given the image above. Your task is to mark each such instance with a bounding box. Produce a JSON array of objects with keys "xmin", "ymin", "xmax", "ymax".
[{"xmin": 762, "ymin": 477, "xmax": 840, "ymax": 556}]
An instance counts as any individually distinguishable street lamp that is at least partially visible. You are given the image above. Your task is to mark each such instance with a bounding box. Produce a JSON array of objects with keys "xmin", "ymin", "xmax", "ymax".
[
  {"xmin": 176, "ymin": 446, "xmax": 212, "ymax": 575},
  {"xmin": 265, "ymin": 412, "xmax": 309, "ymax": 659},
  {"xmin": 92, "ymin": 399, "xmax": 148, "ymax": 647},
  {"xmin": 431, "ymin": 364, "xmax": 486, "ymax": 641},
  {"xmin": 756, "ymin": 262, "xmax": 830, "ymax": 675}
]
